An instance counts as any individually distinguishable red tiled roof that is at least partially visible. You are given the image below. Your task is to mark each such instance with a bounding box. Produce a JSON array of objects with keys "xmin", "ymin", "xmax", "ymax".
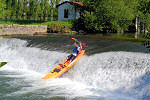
[
  {"xmin": 56, "ymin": 1, "xmax": 84, "ymax": 7},
  {"xmin": 74, "ymin": 2, "xmax": 84, "ymax": 6}
]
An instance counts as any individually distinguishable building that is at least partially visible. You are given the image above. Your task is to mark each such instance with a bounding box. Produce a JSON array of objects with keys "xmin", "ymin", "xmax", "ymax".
[{"xmin": 56, "ymin": 1, "xmax": 84, "ymax": 21}]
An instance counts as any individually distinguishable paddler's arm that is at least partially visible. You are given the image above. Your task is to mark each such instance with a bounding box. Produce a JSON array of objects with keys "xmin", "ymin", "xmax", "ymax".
[
  {"xmin": 74, "ymin": 39, "xmax": 77, "ymax": 45},
  {"xmin": 72, "ymin": 38, "xmax": 82, "ymax": 50},
  {"xmin": 79, "ymin": 42, "xmax": 82, "ymax": 50}
]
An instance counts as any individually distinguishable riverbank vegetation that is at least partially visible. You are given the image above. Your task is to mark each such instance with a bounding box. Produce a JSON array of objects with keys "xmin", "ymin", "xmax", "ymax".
[
  {"xmin": 0, "ymin": 19, "xmax": 72, "ymax": 26},
  {"xmin": 0, "ymin": 19, "xmax": 73, "ymax": 34},
  {"xmin": 74, "ymin": 0, "xmax": 150, "ymax": 33},
  {"xmin": 0, "ymin": 0, "xmax": 59, "ymax": 21},
  {"xmin": 0, "ymin": 19, "xmax": 45, "ymax": 25},
  {"xmin": 0, "ymin": 0, "xmax": 150, "ymax": 34},
  {"xmin": 47, "ymin": 21, "xmax": 73, "ymax": 33}
]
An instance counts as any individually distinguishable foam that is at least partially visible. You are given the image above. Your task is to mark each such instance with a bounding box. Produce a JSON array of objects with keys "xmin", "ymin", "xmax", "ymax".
[{"xmin": 0, "ymin": 37, "xmax": 150, "ymax": 99}]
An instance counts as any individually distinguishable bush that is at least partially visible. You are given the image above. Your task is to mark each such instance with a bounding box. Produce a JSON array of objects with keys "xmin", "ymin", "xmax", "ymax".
[{"xmin": 47, "ymin": 21, "xmax": 73, "ymax": 33}]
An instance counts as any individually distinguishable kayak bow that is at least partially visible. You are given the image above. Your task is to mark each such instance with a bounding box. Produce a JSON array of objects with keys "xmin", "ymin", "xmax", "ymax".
[{"xmin": 43, "ymin": 50, "xmax": 85, "ymax": 79}]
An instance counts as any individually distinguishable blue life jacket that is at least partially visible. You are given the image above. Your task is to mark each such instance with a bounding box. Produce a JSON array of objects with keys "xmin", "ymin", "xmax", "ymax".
[{"xmin": 73, "ymin": 46, "xmax": 80, "ymax": 55}]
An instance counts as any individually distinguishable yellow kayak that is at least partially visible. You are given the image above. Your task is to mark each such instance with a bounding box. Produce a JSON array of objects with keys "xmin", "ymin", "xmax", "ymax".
[{"xmin": 43, "ymin": 50, "xmax": 85, "ymax": 79}]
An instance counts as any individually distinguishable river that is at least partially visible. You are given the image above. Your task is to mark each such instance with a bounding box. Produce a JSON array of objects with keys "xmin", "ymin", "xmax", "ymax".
[{"xmin": 0, "ymin": 35, "xmax": 150, "ymax": 100}]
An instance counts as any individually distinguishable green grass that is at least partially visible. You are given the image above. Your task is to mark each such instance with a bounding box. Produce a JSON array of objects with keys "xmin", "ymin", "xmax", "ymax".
[
  {"xmin": 0, "ymin": 19, "xmax": 73, "ymax": 26},
  {"xmin": 46, "ymin": 21, "xmax": 73, "ymax": 33},
  {"xmin": 0, "ymin": 19, "xmax": 45, "ymax": 25},
  {"xmin": 46, "ymin": 21, "xmax": 73, "ymax": 28}
]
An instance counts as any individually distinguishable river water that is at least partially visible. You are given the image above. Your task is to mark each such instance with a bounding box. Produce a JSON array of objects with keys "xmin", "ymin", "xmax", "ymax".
[{"xmin": 0, "ymin": 35, "xmax": 150, "ymax": 100}]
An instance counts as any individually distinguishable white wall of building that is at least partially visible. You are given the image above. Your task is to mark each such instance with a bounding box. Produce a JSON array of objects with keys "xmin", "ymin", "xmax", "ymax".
[
  {"xmin": 75, "ymin": 10, "xmax": 80, "ymax": 19},
  {"xmin": 58, "ymin": 3, "xmax": 80, "ymax": 21}
]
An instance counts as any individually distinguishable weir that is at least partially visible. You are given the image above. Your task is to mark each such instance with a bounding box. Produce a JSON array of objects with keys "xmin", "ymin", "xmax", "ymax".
[{"xmin": 0, "ymin": 37, "xmax": 150, "ymax": 100}]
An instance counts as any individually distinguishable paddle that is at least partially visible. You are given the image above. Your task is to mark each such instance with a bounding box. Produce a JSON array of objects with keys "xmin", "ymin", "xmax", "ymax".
[
  {"xmin": 0, "ymin": 62, "xmax": 7, "ymax": 68},
  {"xmin": 71, "ymin": 38, "xmax": 85, "ymax": 47}
]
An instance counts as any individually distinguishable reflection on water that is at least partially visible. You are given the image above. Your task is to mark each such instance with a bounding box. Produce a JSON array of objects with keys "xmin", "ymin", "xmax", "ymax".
[
  {"xmin": 102, "ymin": 33, "xmax": 146, "ymax": 39},
  {"xmin": 13, "ymin": 34, "xmax": 149, "ymax": 55}
]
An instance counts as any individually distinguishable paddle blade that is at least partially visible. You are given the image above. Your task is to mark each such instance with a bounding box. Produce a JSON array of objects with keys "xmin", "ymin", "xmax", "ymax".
[
  {"xmin": 82, "ymin": 43, "xmax": 85, "ymax": 47},
  {"xmin": 0, "ymin": 62, "xmax": 7, "ymax": 68}
]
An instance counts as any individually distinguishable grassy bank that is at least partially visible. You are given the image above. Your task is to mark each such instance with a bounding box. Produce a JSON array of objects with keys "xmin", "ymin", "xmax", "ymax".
[
  {"xmin": 0, "ymin": 19, "xmax": 74, "ymax": 34},
  {"xmin": 46, "ymin": 21, "xmax": 73, "ymax": 33},
  {"xmin": 0, "ymin": 19, "xmax": 73, "ymax": 25},
  {"xmin": 0, "ymin": 19, "xmax": 45, "ymax": 25}
]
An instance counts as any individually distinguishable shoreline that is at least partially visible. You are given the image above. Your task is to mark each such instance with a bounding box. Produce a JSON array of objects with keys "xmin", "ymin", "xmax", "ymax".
[
  {"xmin": 1, "ymin": 33, "xmax": 148, "ymax": 43},
  {"xmin": 0, "ymin": 24, "xmax": 148, "ymax": 43},
  {"xmin": 83, "ymin": 35, "xmax": 149, "ymax": 43}
]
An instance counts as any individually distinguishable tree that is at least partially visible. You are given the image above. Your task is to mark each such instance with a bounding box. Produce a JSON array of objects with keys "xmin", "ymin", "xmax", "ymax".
[
  {"xmin": 54, "ymin": 0, "xmax": 61, "ymax": 20},
  {"xmin": 40, "ymin": 0, "xmax": 44, "ymax": 21},
  {"xmin": 137, "ymin": 0, "xmax": 150, "ymax": 32},
  {"xmin": 0, "ymin": 0, "xmax": 6, "ymax": 18},
  {"xmin": 44, "ymin": 0, "xmax": 50, "ymax": 21},
  {"xmin": 56, "ymin": 0, "xmax": 61, "ymax": 5},
  {"xmin": 50, "ymin": 0, "xmax": 55, "ymax": 21},
  {"xmin": 79, "ymin": 0, "xmax": 139, "ymax": 33},
  {"xmin": 17, "ymin": 0, "xmax": 23, "ymax": 19},
  {"xmin": 5, "ymin": 0, "xmax": 12, "ymax": 19},
  {"xmin": 23, "ymin": 0, "xmax": 28, "ymax": 20},
  {"xmin": 28, "ymin": 0, "xmax": 36, "ymax": 20},
  {"xmin": 12, "ymin": 0, "xmax": 18, "ymax": 19},
  {"xmin": 34, "ymin": 0, "xmax": 41, "ymax": 20}
]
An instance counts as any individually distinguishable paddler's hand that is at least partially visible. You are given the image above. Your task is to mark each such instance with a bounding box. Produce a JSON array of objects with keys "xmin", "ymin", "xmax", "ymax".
[
  {"xmin": 79, "ymin": 41, "xmax": 82, "ymax": 43},
  {"xmin": 71, "ymin": 38, "xmax": 76, "ymax": 41}
]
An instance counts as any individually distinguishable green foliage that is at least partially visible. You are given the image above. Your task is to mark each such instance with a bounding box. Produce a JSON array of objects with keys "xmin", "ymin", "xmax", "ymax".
[
  {"xmin": 12, "ymin": 0, "xmax": 18, "ymax": 19},
  {"xmin": 44, "ymin": 0, "xmax": 50, "ymax": 21},
  {"xmin": 23, "ymin": 0, "xmax": 28, "ymax": 19},
  {"xmin": 47, "ymin": 21, "xmax": 72, "ymax": 33},
  {"xmin": 79, "ymin": 0, "xmax": 139, "ymax": 33},
  {"xmin": 47, "ymin": 21, "xmax": 73, "ymax": 33},
  {"xmin": 47, "ymin": 21, "xmax": 72, "ymax": 28},
  {"xmin": 0, "ymin": 0, "xmax": 58, "ymax": 21},
  {"xmin": 0, "ymin": 19, "xmax": 73, "ymax": 28},
  {"xmin": 0, "ymin": 0, "xmax": 6, "ymax": 18},
  {"xmin": 50, "ymin": 0, "xmax": 55, "ymax": 21},
  {"xmin": 28, "ymin": 0, "xmax": 36, "ymax": 20},
  {"xmin": 1, "ymin": 0, "xmax": 150, "ymax": 34},
  {"xmin": 83, "ymin": 11, "xmax": 102, "ymax": 32},
  {"xmin": 17, "ymin": 0, "xmax": 23, "ymax": 19},
  {"xmin": 34, "ymin": 0, "xmax": 40, "ymax": 20},
  {"xmin": 47, "ymin": 21, "xmax": 73, "ymax": 27},
  {"xmin": 40, "ymin": 0, "xmax": 44, "ymax": 20},
  {"xmin": 138, "ymin": 0, "xmax": 150, "ymax": 31},
  {"xmin": 0, "ymin": 19, "xmax": 45, "ymax": 25}
]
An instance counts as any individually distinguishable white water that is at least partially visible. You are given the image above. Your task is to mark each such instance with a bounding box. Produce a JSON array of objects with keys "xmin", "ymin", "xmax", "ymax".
[{"xmin": 0, "ymin": 37, "xmax": 150, "ymax": 100}]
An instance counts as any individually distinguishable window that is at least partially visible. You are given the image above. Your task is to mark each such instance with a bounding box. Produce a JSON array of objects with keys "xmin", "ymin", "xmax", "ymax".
[{"xmin": 64, "ymin": 9, "xmax": 69, "ymax": 18}]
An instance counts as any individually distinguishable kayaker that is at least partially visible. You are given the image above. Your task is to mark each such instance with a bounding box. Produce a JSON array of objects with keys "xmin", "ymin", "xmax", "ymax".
[{"xmin": 65, "ymin": 39, "xmax": 82, "ymax": 64}]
